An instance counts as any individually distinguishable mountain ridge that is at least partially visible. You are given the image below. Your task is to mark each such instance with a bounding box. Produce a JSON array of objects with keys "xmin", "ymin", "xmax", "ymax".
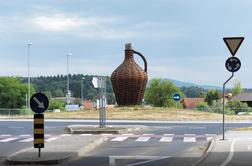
[{"xmin": 165, "ymin": 78, "xmax": 222, "ymax": 90}]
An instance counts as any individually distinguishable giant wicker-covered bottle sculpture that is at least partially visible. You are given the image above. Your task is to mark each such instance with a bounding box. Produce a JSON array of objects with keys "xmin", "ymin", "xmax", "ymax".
[{"xmin": 111, "ymin": 43, "xmax": 148, "ymax": 106}]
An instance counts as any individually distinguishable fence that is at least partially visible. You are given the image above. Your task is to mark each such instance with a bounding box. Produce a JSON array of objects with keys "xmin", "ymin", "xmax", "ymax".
[{"xmin": 0, "ymin": 108, "xmax": 32, "ymax": 116}]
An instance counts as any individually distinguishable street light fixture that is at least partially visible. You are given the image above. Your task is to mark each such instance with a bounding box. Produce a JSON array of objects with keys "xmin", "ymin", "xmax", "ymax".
[
  {"xmin": 66, "ymin": 53, "xmax": 72, "ymax": 105},
  {"xmin": 27, "ymin": 43, "xmax": 32, "ymax": 114}
]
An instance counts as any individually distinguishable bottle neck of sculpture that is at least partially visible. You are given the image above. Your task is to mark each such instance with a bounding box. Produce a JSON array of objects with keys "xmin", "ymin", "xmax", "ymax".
[{"xmin": 124, "ymin": 50, "xmax": 134, "ymax": 62}]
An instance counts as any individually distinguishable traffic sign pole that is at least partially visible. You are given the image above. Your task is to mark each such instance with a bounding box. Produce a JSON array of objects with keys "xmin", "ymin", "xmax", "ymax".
[
  {"xmin": 222, "ymin": 72, "xmax": 234, "ymax": 140},
  {"xmin": 173, "ymin": 93, "xmax": 181, "ymax": 120},
  {"xmin": 96, "ymin": 77, "xmax": 106, "ymax": 128},
  {"xmin": 222, "ymin": 37, "xmax": 244, "ymax": 140},
  {"xmin": 34, "ymin": 114, "xmax": 44, "ymax": 157},
  {"xmin": 30, "ymin": 92, "xmax": 49, "ymax": 158},
  {"xmin": 176, "ymin": 101, "xmax": 178, "ymax": 120}
]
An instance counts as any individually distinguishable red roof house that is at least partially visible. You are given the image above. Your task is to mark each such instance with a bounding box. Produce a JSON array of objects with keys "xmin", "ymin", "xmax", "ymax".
[{"xmin": 182, "ymin": 98, "xmax": 205, "ymax": 109}]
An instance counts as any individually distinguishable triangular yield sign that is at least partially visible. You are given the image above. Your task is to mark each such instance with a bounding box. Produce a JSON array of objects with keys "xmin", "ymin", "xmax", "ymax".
[{"xmin": 223, "ymin": 37, "xmax": 244, "ymax": 56}]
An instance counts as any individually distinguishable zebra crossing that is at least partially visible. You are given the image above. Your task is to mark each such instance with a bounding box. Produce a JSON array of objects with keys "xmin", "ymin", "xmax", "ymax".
[
  {"xmin": 0, "ymin": 133, "xmax": 217, "ymax": 143},
  {"xmin": 109, "ymin": 133, "xmax": 216, "ymax": 143},
  {"xmin": 0, "ymin": 134, "xmax": 61, "ymax": 143}
]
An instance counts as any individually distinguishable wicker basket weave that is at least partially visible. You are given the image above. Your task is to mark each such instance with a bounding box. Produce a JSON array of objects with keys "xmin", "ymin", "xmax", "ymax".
[{"xmin": 111, "ymin": 43, "xmax": 148, "ymax": 106}]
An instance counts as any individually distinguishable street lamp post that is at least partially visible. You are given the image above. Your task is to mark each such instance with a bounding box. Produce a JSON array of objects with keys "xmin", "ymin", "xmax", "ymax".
[
  {"xmin": 66, "ymin": 53, "xmax": 72, "ymax": 105},
  {"xmin": 81, "ymin": 77, "xmax": 85, "ymax": 105},
  {"xmin": 27, "ymin": 43, "xmax": 32, "ymax": 114}
]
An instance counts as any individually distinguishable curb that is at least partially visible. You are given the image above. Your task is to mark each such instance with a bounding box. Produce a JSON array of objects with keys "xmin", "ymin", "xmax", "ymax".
[
  {"xmin": 190, "ymin": 136, "xmax": 216, "ymax": 166},
  {"xmin": 6, "ymin": 150, "xmax": 75, "ymax": 165},
  {"xmin": 5, "ymin": 137, "xmax": 108, "ymax": 165},
  {"xmin": 65, "ymin": 125, "xmax": 148, "ymax": 134},
  {"xmin": 78, "ymin": 137, "xmax": 108, "ymax": 156}
]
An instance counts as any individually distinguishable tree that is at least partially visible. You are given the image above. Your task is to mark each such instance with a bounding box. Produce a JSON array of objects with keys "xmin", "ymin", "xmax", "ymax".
[
  {"xmin": 145, "ymin": 79, "xmax": 184, "ymax": 107},
  {"xmin": 181, "ymin": 86, "xmax": 207, "ymax": 98},
  {"xmin": 28, "ymin": 74, "xmax": 115, "ymax": 103},
  {"xmin": 205, "ymin": 89, "xmax": 219, "ymax": 106},
  {"xmin": 232, "ymin": 81, "xmax": 242, "ymax": 96},
  {"xmin": 53, "ymin": 89, "xmax": 65, "ymax": 97},
  {"xmin": 0, "ymin": 77, "xmax": 35, "ymax": 109}
]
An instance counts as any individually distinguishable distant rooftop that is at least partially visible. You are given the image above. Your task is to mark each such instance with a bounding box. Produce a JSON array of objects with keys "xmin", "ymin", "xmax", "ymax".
[{"xmin": 231, "ymin": 93, "xmax": 252, "ymax": 102}]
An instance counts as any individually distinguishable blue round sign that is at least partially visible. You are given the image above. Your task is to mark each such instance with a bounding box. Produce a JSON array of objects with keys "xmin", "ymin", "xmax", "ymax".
[
  {"xmin": 173, "ymin": 93, "xmax": 181, "ymax": 102},
  {"xmin": 30, "ymin": 92, "xmax": 49, "ymax": 114},
  {"xmin": 225, "ymin": 57, "xmax": 241, "ymax": 73}
]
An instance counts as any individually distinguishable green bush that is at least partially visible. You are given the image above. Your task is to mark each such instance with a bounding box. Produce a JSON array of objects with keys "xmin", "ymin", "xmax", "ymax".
[
  {"xmin": 195, "ymin": 102, "xmax": 209, "ymax": 111},
  {"xmin": 48, "ymin": 99, "xmax": 65, "ymax": 111},
  {"xmin": 210, "ymin": 101, "xmax": 235, "ymax": 115},
  {"xmin": 227, "ymin": 101, "xmax": 249, "ymax": 114}
]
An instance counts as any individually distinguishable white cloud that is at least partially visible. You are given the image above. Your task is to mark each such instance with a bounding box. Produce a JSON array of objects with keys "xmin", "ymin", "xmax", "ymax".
[
  {"xmin": 30, "ymin": 13, "xmax": 137, "ymax": 39},
  {"xmin": 32, "ymin": 14, "xmax": 89, "ymax": 31}
]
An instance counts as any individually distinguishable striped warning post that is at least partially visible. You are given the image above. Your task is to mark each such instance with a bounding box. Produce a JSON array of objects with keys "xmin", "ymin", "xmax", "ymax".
[{"xmin": 34, "ymin": 114, "xmax": 44, "ymax": 148}]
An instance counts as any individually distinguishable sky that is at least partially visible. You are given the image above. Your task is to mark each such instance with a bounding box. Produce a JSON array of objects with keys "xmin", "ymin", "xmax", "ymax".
[{"xmin": 0, "ymin": 0, "xmax": 252, "ymax": 88}]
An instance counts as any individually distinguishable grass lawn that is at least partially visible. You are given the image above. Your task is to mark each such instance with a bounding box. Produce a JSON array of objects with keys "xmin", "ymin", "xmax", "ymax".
[{"xmin": 1, "ymin": 107, "xmax": 252, "ymax": 121}]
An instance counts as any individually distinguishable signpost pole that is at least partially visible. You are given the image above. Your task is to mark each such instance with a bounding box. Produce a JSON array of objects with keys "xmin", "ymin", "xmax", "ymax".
[
  {"xmin": 98, "ymin": 77, "xmax": 102, "ymax": 128},
  {"xmin": 222, "ymin": 72, "xmax": 234, "ymax": 140},
  {"xmin": 176, "ymin": 101, "xmax": 178, "ymax": 120},
  {"xmin": 30, "ymin": 92, "xmax": 49, "ymax": 158},
  {"xmin": 103, "ymin": 77, "xmax": 106, "ymax": 127},
  {"xmin": 222, "ymin": 36, "xmax": 244, "ymax": 140}
]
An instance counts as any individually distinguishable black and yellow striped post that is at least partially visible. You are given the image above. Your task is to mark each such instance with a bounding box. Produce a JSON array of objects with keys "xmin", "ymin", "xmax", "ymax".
[
  {"xmin": 30, "ymin": 92, "xmax": 49, "ymax": 158},
  {"xmin": 34, "ymin": 114, "xmax": 44, "ymax": 157}
]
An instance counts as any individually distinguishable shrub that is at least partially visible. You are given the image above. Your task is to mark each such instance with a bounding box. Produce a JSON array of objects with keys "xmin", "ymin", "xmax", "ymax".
[
  {"xmin": 48, "ymin": 99, "xmax": 65, "ymax": 111},
  {"xmin": 210, "ymin": 101, "xmax": 236, "ymax": 115},
  {"xmin": 227, "ymin": 101, "xmax": 249, "ymax": 114},
  {"xmin": 195, "ymin": 102, "xmax": 209, "ymax": 111}
]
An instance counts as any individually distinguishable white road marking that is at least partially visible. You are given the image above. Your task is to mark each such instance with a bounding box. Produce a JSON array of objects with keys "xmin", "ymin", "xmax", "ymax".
[
  {"xmin": 0, "ymin": 134, "xmax": 11, "ymax": 137},
  {"xmin": 159, "ymin": 134, "xmax": 174, "ymax": 142},
  {"xmin": 60, "ymin": 134, "xmax": 71, "ymax": 137},
  {"xmin": 80, "ymin": 134, "xmax": 93, "ymax": 136},
  {"xmin": 109, "ymin": 156, "xmax": 170, "ymax": 166},
  {"xmin": 101, "ymin": 134, "xmax": 112, "ymax": 136},
  {"xmin": 142, "ymin": 134, "xmax": 154, "ymax": 136},
  {"xmin": 184, "ymin": 134, "xmax": 196, "ymax": 142},
  {"xmin": 122, "ymin": 134, "xmax": 134, "ymax": 136},
  {"xmin": 206, "ymin": 137, "xmax": 213, "ymax": 141},
  {"xmin": 45, "ymin": 137, "xmax": 59, "ymax": 142},
  {"xmin": 220, "ymin": 139, "xmax": 236, "ymax": 166},
  {"xmin": 20, "ymin": 134, "xmax": 31, "ymax": 137},
  {"xmin": 19, "ymin": 137, "xmax": 33, "ymax": 142},
  {"xmin": 135, "ymin": 137, "xmax": 151, "ymax": 142},
  {"xmin": 45, "ymin": 134, "xmax": 51, "ymax": 137},
  {"xmin": 111, "ymin": 137, "xmax": 128, "ymax": 142},
  {"xmin": 0, "ymin": 137, "xmax": 18, "ymax": 142},
  {"xmin": 248, "ymin": 145, "xmax": 252, "ymax": 151},
  {"xmin": 205, "ymin": 134, "xmax": 216, "ymax": 141}
]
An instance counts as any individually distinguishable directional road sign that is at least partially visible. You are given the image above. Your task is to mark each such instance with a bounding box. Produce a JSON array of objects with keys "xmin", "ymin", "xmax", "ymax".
[
  {"xmin": 173, "ymin": 93, "xmax": 181, "ymax": 102},
  {"xmin": 225, "ymin": 57, "xmax": 241, "ymax": 73},
  {"xmin": 223, "ymin": 37, "xmax": 244, "ymax": 56},
  {"xmin": 30, "ymin": 92, "xmax": 49, "ymax": 114}
]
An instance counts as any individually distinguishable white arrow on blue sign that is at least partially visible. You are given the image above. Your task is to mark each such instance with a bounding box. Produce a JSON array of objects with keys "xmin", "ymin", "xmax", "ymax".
[{"xmin": 173, "ymin": 93, "xmax": 181, "ymax": 102}]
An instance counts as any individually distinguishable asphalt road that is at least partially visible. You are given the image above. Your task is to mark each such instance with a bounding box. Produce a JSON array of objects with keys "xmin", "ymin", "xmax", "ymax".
[{"xmin": 1, "ymin": 119, "xmax": 252, "ymax": 165}]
